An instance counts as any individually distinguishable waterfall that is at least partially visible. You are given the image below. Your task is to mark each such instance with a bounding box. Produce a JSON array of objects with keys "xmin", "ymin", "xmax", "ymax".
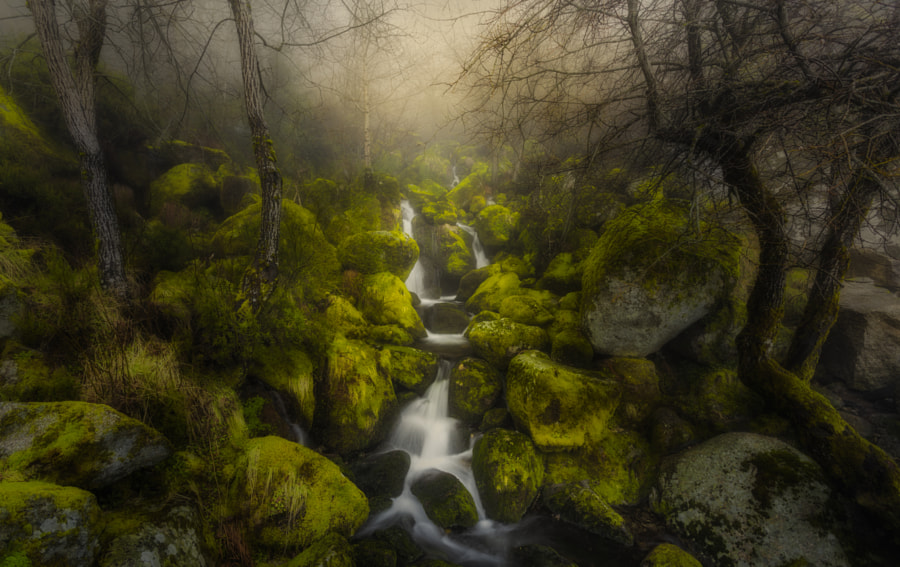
[
  {"xmin": 458, "ymin": 223, "xmax": 490, "ymax": 269},
  {"xmin": 402, "ymin": 200, "xmax": 427, "ymax": 296},
  {"xmin": 451, "ymin": 165, "xmax": 460, "ymax": 188}
]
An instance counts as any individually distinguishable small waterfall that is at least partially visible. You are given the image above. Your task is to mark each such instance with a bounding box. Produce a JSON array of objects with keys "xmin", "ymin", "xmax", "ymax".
[
  {"xmin": 451, "ymin": 164, "xmax": 460, "ymax": 188},
  {"xmin": 268, "ymin": 390, "xmax": 310, "ymax": 447},
  {"xmin": 458, "ymin": 223, "xmax": 490, "ymax": 269},
  {"xmin": 402, "ymin": 200, "xmax": 427, "ymax": 296}
]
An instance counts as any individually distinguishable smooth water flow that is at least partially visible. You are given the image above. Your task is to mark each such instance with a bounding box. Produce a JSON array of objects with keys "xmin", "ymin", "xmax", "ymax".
[
  {"xmin": 458, "ymin": 223, "xmax": 490, "ymax": 268},
  {"xmin": 402, "ymin": 200, "xmax": 427, "ymax": 296}
]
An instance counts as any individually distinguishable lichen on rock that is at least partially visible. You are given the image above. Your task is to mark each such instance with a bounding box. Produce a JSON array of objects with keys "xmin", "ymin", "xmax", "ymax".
[{"xmin": 471, "ymin": 428, "xmax": 543, "ymax": 523}]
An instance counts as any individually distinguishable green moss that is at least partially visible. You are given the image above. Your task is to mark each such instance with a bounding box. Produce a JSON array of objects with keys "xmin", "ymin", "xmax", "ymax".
[
  {"xmin": 286, "ymin": 532, "xmax": 355, "ymax": 567},
  {"xmin": 0, "ymin": 344, "xmax": 78, "ymax": 402},
  {"xmin": 641, "ymin": 543, "xmax": 702, "ymax": 567},
  {"xmin": 446, "ymin": 161, "xmax": 490, "ymax": 210},
  {"xmin": 474, "ymin": 205, "xmax": 516, "ymax": 251},
  {"xmin": 472, "ymin": 428, "xmax": 543, "ymax": 523},
  {"xmin": 421, "ymin": 200, "xmax": 459, "ymax": 225},
  {"xmin": 358, "ymin": 272, "xmax": 427, "ymax": 340},
  {"xmin": 465, "ymin": 272, "xmax": 523, "ymax": 313},
  {"xmin": 448, "ymin": 357, "xmax": 503, "ymax": 425},
  {"xmin": 542, "ymin": 482, "xmax": 632, "ymax": 546},
  {"xmin": 149, "ymin": 162, "xmax": 219, "ymax": 217},
  {"xmin": 467, "ymin": 319, "xmax": 549, "ymax": 370},
  {"xmin": 338, "ymin": 230, "xmax": 419, "ymax": 280},
  {"xmin": 250, "ymin": 346, "xmax": 315, "ymax": 428},
  {"xmin": 499, "ymin": 295, "xmax": 554, "ymax": 326},
  {"xmin": 740, "ymin": 449, "xmax": 824, "ymax": 511},
  {"xmin": 410, "ymin": 470, "xmax": 479, "ymax": 529},
  {"xmin": 378, "ymin": 346, "xmax": 438, "ymax": 395}
]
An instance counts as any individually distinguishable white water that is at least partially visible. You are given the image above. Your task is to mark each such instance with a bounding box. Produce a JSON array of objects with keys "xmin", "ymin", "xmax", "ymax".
[
  {"xmin": 458, "ymin": 223, "xmax": 490, "ymax": 268},
  {"xmin": 268, "ymin": 389, "xmax": 310, "ymax": 447},
  {"xmin": 402, "ymin": 200, "xmax": 427, "ymax": 297}
]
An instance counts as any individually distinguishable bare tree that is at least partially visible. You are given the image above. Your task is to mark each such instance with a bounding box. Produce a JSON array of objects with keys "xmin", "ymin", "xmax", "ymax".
[
  {"xmin": 29, "ymin": 0, "xmax": 128, "ymax": 299},
  {"xmin": 227, "ymin": 0, "xmax": 283, "ymax": 312}
]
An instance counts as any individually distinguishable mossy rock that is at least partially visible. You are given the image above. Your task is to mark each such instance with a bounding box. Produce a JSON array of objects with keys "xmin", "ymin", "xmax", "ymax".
[
  {"xmin": 250, "ymin": 346, "xmax": 315, "ymax": 429},
  {"xmin": 542, "ymin": 429, "xmax": 655, "ymax": 506},
  {"xmin": 421, "ymin": 302, "xmax": 470, "ymax": 334},
  {"xmin": 510, "ymin": 545, "xmax": 577, "ymax": 567},
  {"xmin": 474, "ymin": 205, "xmax": 516, "ymax": 253},
  {"xmin": 537, "ymin": 253, "xmax": 583, "ymax": 295},
  {"xmin": 212, "ymin": 198, "xmax": 341, "ymax": 301},
  {"xmin": 550, "ymin": 330, "xmax": 594, "ymax": 368},
  {"xmin": 464, "ymin": 272, "xmax": 522, "ymax": 314},
  {"xmin": 99, "ymin": 505, "xmax": 208, "ymax": 567},
  {"xmin": 650, "ymin": 408, "xmax": 696, "ymax": 455},
  {"xmin": 314, "ymin": 337, "xmax": 398, "ymax": 455},
  {"xmin": 455, "ymin": 264, "xmax": 500, "ymax": 303},
  {"xmin": 410, "ymin": 469, "xmax": 479, "ymax": 529},
  {"xmin": 0, "ymin": 401, "xmax": 171, "ymax": 490},
  {"xmin": 676, "ymin": 367, "xmax": 764, "ymax": 433},
  {"xmin": 149, "ymin": 162, "xmax": 220, "ymax": 217},
  {"xmin": 542, "ymin": 483, "xmax": 633, "ymax": 547},
  {"xmin": 448, "ymin": 357, "xmax": 503, "ymax": 425},
  {"xmin": 412, "ymin": 219, "xmax": 475, "ymax": 285},
  {"xmin": 286, "ymin": 532, "xmax": 355, "ymax": 567},
  {"xmin": 599, "ymin": 357, "xmax": 661, "ymax": 428},
  {"xmin": 352, "ymin": 538, "xmax": 398, "ymax": 567},
  {"xmin": 640, "ymin": 543, "xmax": 702, "ymax": 567},
  {"xmin": 472, "ymin": 428, "xmax": 543, "ymax": 523},
  {"xmin": 378, "ymin": 346, "xmax": 439, "ymax": 395},
  {"xmin": 234, "ymin": 436, "xmax": 369, "ymax": 551},
  {"xmin": 479, "ymin": 408, "xmax": 512, "ymax": 432},
  {"xmin": 581, "ymin": 199, "xmax": 744, "ymax": 357},
  {"xmin": 499, "ymin": 295, "xmax": 554, "ymax": 327},
  {"xmin": 347, "ymin": 449, "xmax": 411, "ymax": 505},
  {"xmin": 325, "ymin": 295, "xmax": 369, "ymax": 340},
  {"xmin": 420, "ymin": 200, "xmax": 459, "ymax": 225},
  {"xmin": 0, "ymin": 84, "xmax": 60, "ymax": 159},
  {"xmin": 0, "ymin": 344, "xmax": 78, "ymax": 402},
  {"xmin": 326, "ymin": 192, "xmax": 384, "ymax": 245},
  {"xmin": 558, "ymin": 292, "xmax": 581, "ymax": 312},
  {"xmin": 371, "ymin": 525, "xmax": 424, "ymax": 565},
  {"xmin": 446, "ymin": 161, "xmax": 491, "ymax": 210},
  {"xmin": 0, "ymin": 480, "xmax": 100, "ymax": 566},
  {"xmin": 338, "ymin": 230, "xmax": 420, "ymax": 280},
  {"xmin": 506, "ymin": 351, "xmax": 619, "ymax": 450},
  {"xmin": 467, "ymin": 319, "xmax": 549, "ymax": 370},
  {"xmin": 358, "ymin": 272, "xmax": 427, "ymax": 341}
]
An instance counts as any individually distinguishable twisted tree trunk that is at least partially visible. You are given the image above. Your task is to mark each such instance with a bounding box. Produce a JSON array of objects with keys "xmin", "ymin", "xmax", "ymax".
[{"xmin": 29, "ymin": 0, "xmax": 128, "ymax": 300}]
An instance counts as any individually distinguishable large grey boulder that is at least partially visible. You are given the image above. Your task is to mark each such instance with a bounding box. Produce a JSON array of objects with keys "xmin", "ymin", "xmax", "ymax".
[
  {"xmin": 652, "ymin": 432, "xmax": 848, "ymax": 567},
  {"xmin": 0, "ymin": 401, "xmax": 171, "ymax": 490},
  {"xmin": 0, "ymin": 480, "xmax": 101, "ymax": 566},
  {"xmin": 815, "ymin": 280, "xmax": 900, "ymax": 392},
  {"xmin": 100, "ymin": 505, "xmax": 208, "ymax": 567},
  {"xmin": 581, "ymin": 200, "xmax": 744, "ymax": 357}
]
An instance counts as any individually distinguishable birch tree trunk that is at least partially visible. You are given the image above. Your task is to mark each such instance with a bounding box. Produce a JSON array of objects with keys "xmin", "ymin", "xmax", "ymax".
[
  {"xmin": 29, "ymin": 0, "xmax": 128, "ymax": 300},
  {"xmin": 228, "ymin": 0, "xmax": 283, "ymax": 312}
]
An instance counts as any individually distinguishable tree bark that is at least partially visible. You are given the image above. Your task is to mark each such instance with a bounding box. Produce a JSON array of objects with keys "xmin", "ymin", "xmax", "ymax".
[
  {"xmin": 228, "ymin": 0, "xmax": 283, "ymax": 312},
  {"xmin": 29, "ymin": 0, "xmax": 128, "ymax": 300}
]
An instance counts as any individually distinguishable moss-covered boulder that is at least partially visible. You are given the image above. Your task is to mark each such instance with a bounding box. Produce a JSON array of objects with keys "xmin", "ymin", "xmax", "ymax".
[
  {"xmin": 0, "ymin": 344, "xmax": 78, "ymax": 402},
  {"xmin": 250, "ymin": 346, "xmax": 315, "ymax": 430},
  {"xmin": 581, "ymin": 200, "xmax": 743, "ymax": 357},
  {"xmin": 413, "ymin": 220, "xmax": 475, "ymax": 292},
  {"xmin": 446, "ymin": 162, "xmax": 491, "ymax": 210},
  {"xmin": 652, "ymin": 432, "xmax": 848, "ymax": 567},
  {"xmin": 0, "ymin": 480, "xmax": 100, "ymax": 566},
  {"xmin": 0, "ymin": 401, "xmax": 171, "ymax": 490},
  {"xmin": 99, "ymin": 505, "xmax": 208, "ymax": 567},
  {"xmin": 286, "ymin": 532, "xmax": 355, "ymax": 567},
  {"xmin": 235, "ymin": 436, "xmax": 369, "ymax": 551},
  {"xmin": 358, "ymin": 272, "xmax": 427, "ymax": 341},
  {"xmin": 352, "ymin": 538, "xmax": 398, "ymax": 567},
  {"xmin": 410, "ymin": 469, "xmax": 479, "ymax": 529},
  {"xmin": 448, "ymin": 357, "xmax": 503, "ymax": 425},
  {"xmin": 550, "ymin": 330, "xmax": 594, "ymax": 368},
  {"xmin": 420, "ymin": 199, "xmax": 459, "ymax": 225},
  {"xmin": 541, "ymin": 483, "xmax": 633, "ymax": 547},
  {"xmin": 506, "ymin": 352, "xmax": 619, "ymax": 450},
  {"xmin": 149, "ymin": 162, "xmax": 220, "ymax": 218},
  {"xmin": 499, "ymin": 295, "xmax": 554, "ymax": 327},
  {"xmin": 640, "ymin": 543, "xmax": 702, "ymax": 567},
  {"xmin": 473, "ymin": 205, "xmax": 516, "ymax": 254},
  {"xmin": 537, "ymin": 253, "xmax": 583, "ymax": 295},
  {"xmin": 325, "ymin": 295, "xmax": 370, "ymax": 339},
  {"xmin": 464, "ymin": 271, "xmax": 522, "ymax": 313},
  {"xmin": 542, "ymin": 430, "xmax": 655, "ymax": 506},
  {"xmin": 456, "ymin": 264, "xmax": 500, "ymax": 303},
  {"xmin": 674, "ymin": 367, "xmax": 764, "ymax": 433},
  {"xmin": 467, "ymin": 319, "xmax": 549, "ymax": 370},
  {"xmin": 212, "ymin": 198, "xmax": 341, "ymax": 301},
  {"xmin": 471, "ymin": 428, "xmax": 543, "ymax": 523},
  {"xmin": 600, "ymin": 357, "xmax": 661, "ymax": 428},
  {"xmin": 378, "ymin": 346, "xmax": 439, "ymax": 395},
  {"xmin": 347, "ymin": 450, "xmax": 411, "ymax": 513},
  {"xmin": 339, "ymin": 230, "xmax": 420, "ymax": 281},
  {"xmin": 315, "ymin": 338, "xmax": 398, "ymax": 454}
]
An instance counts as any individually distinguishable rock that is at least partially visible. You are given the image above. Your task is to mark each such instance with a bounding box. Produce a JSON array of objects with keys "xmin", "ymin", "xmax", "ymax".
[
  {"xmin": 0, "ymin": 401, "xmax": 171, "ymax": 490},
  {"xmin": 467, "ymin": 319, "xmax": 549, "ymax": 370},
  {"xmin": 472, "ymin": 428, "xmax": 543, "ymax": 523},
  {"xmin": 600, "ymin": 357, "xmax": 661, "ymax": 428},
  {"xmin": 0, "ymin": 343, "xmax": 78, "ymax": 402},
  {"xmin": 448, "ymin": 357, "xmax": 503, "ymax": 425},
  {"xmin": 422, "ymin": 302, "xmax": 470, "ymax": 334},
  {"xmin": 235, "ymin": 436, "xmax": 369, "ymax": 551},
  {"xmin": 650, "ymin": 408, "xmax": 695, "ymax": 455},
  {"xmin": 249, "ymin": 345, "xmax": 315, "ymax": 430},
  {"xmin": 348, "ymin": 450, "xmax": 411, "ymax": 511},
  {"xmin": 537, "ymin": 252, "xmax": 583, "ymax": 295},
  {"xmin": 286, "ymin": 532, "xmax": 355, "ymax": 567},
  {"xmin": 473, "ymin": 205, "xmax": 516, "ymax": 254},
  {"xmin": 378, "ymin": 345, "xmax": 439, "ymax": 395},
  {"xmin": 411, "ymin": 469, "xmax": 479, "ymax": 529},
  {"xmin": 815, "ymin": 280, "xmax": 900, "ymax": 392},
  {"xmin": 506, "ymin": 351, "xmax": 620, "ymax": 450},
  {"xmin": 420, "ymin": 199, "xmax": 459, "ymax": 225},
  {"xmin": 581, "ymin": 200, "xmax": 743, "ymax": 357},
  {"xmin": 652, "ymin": 432, "xmax": 849, "ymax": 567},
  {"xmin": 100, "ymin": 505, "xmax": 208, "ymax": 567},
  {"xmin": 315, "ymin": 337, "xmax": 398, "ymax": 454},
  {"xmin": 465, "ymin": 271, "xmax": 522, "ymax": 313},
  {"xmin": 352, "ymin": 538, "xmax": 398, "ymax": 567},
  {"xmin": 339, "ymin": 230, "xmax": 420, "ymax": 280},
  {"xmin": 0, "ymin": 480, "xmax": 100, "ymax": 566},
  {"xmin": 640, "ymin": 543, "xmax": 702, "ymax": 567},
  {"xmin": 542, "ymin": 482, "xmax": 633, "ymax": 547},
  {"xmin": 149, "ymin": 162, "xmax": 220, "ymax": 220},
  {"xmin": 479, "ymin": 408, "xmax": 512, "ymax": 432},
  {"xmin": 413, "ymin": 218, "xmax": 475, "ymax": 293},
  {"xmin": 371, "ymin": 525, "xmax": 424, "ymax": 565},
  {"xmin": 499, "ymin": 295, "xmax": 554, "ymax": 326},
  {"xmin": 325, "ymin": 295, "xmax": 370, "ymax": 339},
  {"xmin": 542, "ymin": 429, "xmax": 654, "ymax": 506},
  {"xmin": 676, "ymin": 367, "xmax": 764, "ymax": 432},
  {"xmin": 456, "ymin": 264, "xmax": 500, "ymax": 303},
  {"xmin": 550, "ymin": 330, "xmax": 594, "ymax": 368},
  {"xmin": 510, "ymin": 545, "xmax": 577, "ymax": 567},
  {"xmin": 359, "ymin": 272, "xmax": 428, "ymax": 341}
]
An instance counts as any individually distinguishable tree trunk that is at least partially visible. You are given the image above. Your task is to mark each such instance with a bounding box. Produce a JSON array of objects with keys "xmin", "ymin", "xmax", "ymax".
[
  {"xmin": 29, "ymin": 0, "xmax": 128, "ymax": 300},
  {"xmin": 229, "ymin": 0, "xmax": 283, "ymax": 312}
]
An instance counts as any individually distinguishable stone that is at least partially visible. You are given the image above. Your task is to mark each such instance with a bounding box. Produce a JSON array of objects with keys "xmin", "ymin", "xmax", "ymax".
[
  {"xmin": 378, "ymin": 346, "xmax": 439, "ymax": 395},
  {"xmin": 410, "ymin": 469, "xmax": 479, "ymax": 529},
  {"xmin": 359, "ymin": 272, "xmax": 428, "ymax": 341},
  {"xmin": 640, "ymin": 543, "xmax": 702, "ymax": 567},
  {"xmin": 100, "ymin": 505, "xmax": 208, "ymax": 567},
  {"xmin": 448, "ymin": 357, "xmax": 503, "ymax": 425},
  {"xmin": 499, "ymin": 295, "xmax": 554, "ymax": 326},
  {"xmin": 473, "ymin": 205, "xmax": 516, "ymax": 254},
  {"xmin": 652, "ymin": 432, "xmax": 849, "ymax": 567},
  {"xmin": 815, "ymin": 280, "xmax": 900, "ymax": 392},
  {"xmin": 542, "ymin": 482, "xmax": 633, "ymax": 546},
  {"xmin": 506, "ymin": 351, "xmax": 620, "ymax": 451},
  {"xmin": 472, "ymin": 428, "xmax": 543, "ymax": 523},
  {"xmin": 422, "ymin": 302, "xmax": 470, "ymax": 334},
  {"xmin": 0, "ymin": 401, "xmax": 171, "ymax": 490},
  {"xmin": 286, "ymin": 532, "xmax": 355, "ymax": 567},
  {"xmin": 338, "ymin": 230, "xmax": 420, "ymax": 281},
  {"xmin": 467, "ymin": 319, "xmax": 549, "ymax": 370},
  {"xmin": 348, "ymin": 450, "xmax": 411, "ymax": 506},
  {"xmin": 0, "ymin": 481, "xmax": 100, "ymax": 567}
]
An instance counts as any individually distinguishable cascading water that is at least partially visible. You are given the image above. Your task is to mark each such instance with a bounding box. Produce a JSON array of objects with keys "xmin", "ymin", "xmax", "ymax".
[
  {"xmin": 402, "ymin": 200, "xmax": 427, "ymax": 297},
  {"xmin": 458, "ymin": 223, "xmax": 490, "ymax": 268}
]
